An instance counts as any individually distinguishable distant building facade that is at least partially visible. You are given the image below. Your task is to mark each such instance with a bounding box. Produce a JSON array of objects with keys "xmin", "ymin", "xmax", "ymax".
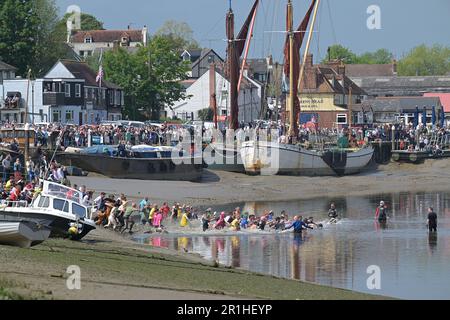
[
  {"xmin": 68, "ymin": 27, "xmax": 148, "ymax": 59},
  {"xmin": 168, "ymin": 65, "xmax": 263, "ymax": 124},
  {"xmin": 1, "ymin": 60, "xmax": 124, "ymax": 124},
  {"xmin": 181, "ymin": 48, "xmax": 223, "ymax": 79},
  {"xmin": 359, "ymin": 96, "xmax": 444, "ymax": 126},
  {"xmin": 297, "ymin": 55, "xmax": 367, "ymax": 128},
  {"xmin": 0, "ymin": 60, "xmax": 17, "ymax": 84}
]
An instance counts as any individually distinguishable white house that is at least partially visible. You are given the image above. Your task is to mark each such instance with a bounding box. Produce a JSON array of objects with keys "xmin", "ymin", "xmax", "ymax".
[
  {"xmin": 68, "ymin": 27, "xmax": 148, "ymax": 58},
  {"xmin": 168, "ymin": 66, "xmax": 263, "ymax": 124},
  {"xmin": 1, "ymin": 79, "xmax": 47, "ymax": 123}
]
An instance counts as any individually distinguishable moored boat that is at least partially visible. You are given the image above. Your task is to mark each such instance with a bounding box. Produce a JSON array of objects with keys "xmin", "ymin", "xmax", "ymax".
[
  {"xmin": 0, "ymin": 220, "xmax": 51, "ymax": 248},
  {"xmin": 241, "ymin": 140, "xmax": 374, "ymax": 176},
  {"xmin": 0, "ymin": 180, "xmax": 96, "ymax": 240},
  {"xmin": 57, "ymin": 144, "xmax": 204, "ymax": 181}
]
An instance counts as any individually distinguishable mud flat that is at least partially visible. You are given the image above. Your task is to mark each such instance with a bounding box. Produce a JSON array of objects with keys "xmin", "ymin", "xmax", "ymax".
[
  {"xmin": 0, "ymin": 228, "xmax": 389, "ymax": 300},
  {"xmin": 70, "ymin": 158, "xmax": 450, "ymax": 207}
]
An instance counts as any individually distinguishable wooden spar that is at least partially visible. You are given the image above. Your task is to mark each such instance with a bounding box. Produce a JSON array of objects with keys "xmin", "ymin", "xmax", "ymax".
[
  {"xmin": 287, "ymin": 0, "xmax": 295, "ymax": 138},
  {"xmin": 297, "ymin": 0, "xmax": 320, "ymax": 94},
  {"xmin": 348, "ymin": 85, "xmax": 352, "ymax": 129},
  {"xmin": 226, "ymin": 7, "xmax": 238, "ymax": 130},
  {"xmin": 237, "ymin": 0, "xmax": 259, "ymax": 92}
]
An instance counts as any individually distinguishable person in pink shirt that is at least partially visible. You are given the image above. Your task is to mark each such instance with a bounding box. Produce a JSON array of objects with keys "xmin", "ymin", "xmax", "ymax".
[{"xmin": 153, "ymin": 209, "xmax": 163, "ymax": 229}]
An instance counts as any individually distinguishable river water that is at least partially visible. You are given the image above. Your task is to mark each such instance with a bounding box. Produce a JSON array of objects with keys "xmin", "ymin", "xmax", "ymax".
[{"xmin": 134, "ymin": 191, "xmax": 450, "ymax": 299}]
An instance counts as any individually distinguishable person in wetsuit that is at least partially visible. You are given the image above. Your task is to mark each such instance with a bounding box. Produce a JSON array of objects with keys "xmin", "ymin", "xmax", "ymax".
[
  {"xmin": 427, "ymin": 207, "xmax": 437, "ymax": 232},
  {"xmin": 328, "ymin": 203, "xmax": 338, "ymax": 222},
  {"xmin": 376, "ymin": 201, "xmax": 388, "ymax": 224}
]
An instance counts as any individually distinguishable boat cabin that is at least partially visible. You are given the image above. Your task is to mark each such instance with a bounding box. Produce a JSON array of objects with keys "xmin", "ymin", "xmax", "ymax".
[
  {"xmin": 0, "ymin": 127, "xmax": 36, "ymax": 146},
  {"xmin": 31, "ymin": 181, "xmax": 87, "ymax": 219}
]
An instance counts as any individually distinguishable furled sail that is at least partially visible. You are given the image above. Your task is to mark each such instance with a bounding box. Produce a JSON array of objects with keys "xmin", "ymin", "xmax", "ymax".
[
  {"xmin": 226, "ymin": 0, "xmax": 259, "ymax": 130},
  {"xmin": 283, "ymin": 0, "xmax": 317, "ymax": 136}
]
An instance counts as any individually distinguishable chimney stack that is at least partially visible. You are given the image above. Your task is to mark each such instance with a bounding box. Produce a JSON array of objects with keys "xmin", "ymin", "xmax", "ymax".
[
  {"xmin": 392, "ymin": 59, "xmax": 398, "ymax": 76},
  {"xmin": 142, "ymin": 25, "xmax": 148, "ymax": 47}
]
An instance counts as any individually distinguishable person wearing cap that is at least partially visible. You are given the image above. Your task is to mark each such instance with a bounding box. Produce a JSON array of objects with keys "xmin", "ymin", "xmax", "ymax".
[{"xmin": 375, "ymin": 201, "xmax": 388, "ymax": 223}]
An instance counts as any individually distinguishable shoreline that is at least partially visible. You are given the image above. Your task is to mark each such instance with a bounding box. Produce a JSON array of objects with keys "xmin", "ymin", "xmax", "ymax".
[
  {"xmin": 0, "ymin": 228, "xmax": 390, "ymax": 300},
  {"xmin": 69, "ymin": 158, "xmax": 450, "ymax": 207}
]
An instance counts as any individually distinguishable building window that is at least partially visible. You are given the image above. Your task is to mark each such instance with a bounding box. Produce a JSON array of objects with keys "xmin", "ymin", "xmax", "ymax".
[
  {"xmin": 109, "ymin": 91, "xmax": 114, "ymax": 105},
  {"xmin": 84, "ymin": 37, "xmax": 92, "ymax": 43},
  {"xmin": 79, "ymin": 51, "xmax": 84, "ymax": 57},
  {"xmin": 85, "ymin": 89, "xmax": 89, "ymax": 99},
  {"xmin": 65, "ymin": 84, "xmax": 71, "ymax": 97},
  {"xmin": 53, "ymin": 110, "xmax": 60, "ymax": 122},
  {"xmin": 75, "ymin": 84, "xmax": 81, "ymax": 98},
  {"xmin": 336, "ymin": 114, "xmax": 347, "ymax": 125},
  {"xmin": 86, "ymin": 51, "xmax": 92, "ymax": 57},
  {"xmin": 65, "ymin": 110, "xmax": 74, "ymax": 122}
]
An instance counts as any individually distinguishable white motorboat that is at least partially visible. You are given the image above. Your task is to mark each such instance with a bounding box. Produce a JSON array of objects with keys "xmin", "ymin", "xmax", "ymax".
[
  {"xmin": 0, "ymin": 180, "xmax": 96, "ymax": 240},
  {"xmin": 0, "ymin": 220, "xmax": 51, "ymax": 248}
]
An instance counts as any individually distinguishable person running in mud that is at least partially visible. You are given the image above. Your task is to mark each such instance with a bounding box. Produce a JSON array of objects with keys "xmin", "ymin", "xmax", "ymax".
[
  {"xmin": 201, "ymin": 212, "xmax": 210, "ymax": 232},
  {"xmin": 375, "ymin": 201, "xmax": 388, "ymax": 224},
  {"xmin": 427, "ymin": 207, "xmax": 438, "ymax": 233},
  {"xmin": 328, "ymin": 203, "xmax": 338, "ymax": 223},
  {"xmin": 121, "ymin": 203, "xmax": 139, "ymax": 234}
]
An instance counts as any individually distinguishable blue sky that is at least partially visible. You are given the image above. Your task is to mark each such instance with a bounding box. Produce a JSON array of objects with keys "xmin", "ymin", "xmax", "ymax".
[{"xmin": 56, "ymin": 0, "xmax": 450, "ymax": 63}]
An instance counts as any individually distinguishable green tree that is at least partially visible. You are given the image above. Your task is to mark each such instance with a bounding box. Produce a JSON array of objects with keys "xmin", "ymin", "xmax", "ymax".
[
  {"xmin": 198, "ymin": 108, "xmax": 214, "ymax": 121},
  {"xmin": 397, "ymin": 44, "xmax": 450, "ymax": 76},
  {"xmin": 356, "ymin": 49, "xmax": 393, "ymax": 64},
  {"xmin": 0, "ymin": 0, "xmax": 39, "ymax": 75},
  {"xmin": 103, "ymin": 36, "xmax": 190, "ymax": 120},
  {"xmin": 155, "ymin": 20, "xmax": 200, "ymax": 52},
  {"xmin": 323, "ymin": 44, "xmax": 358, "ymax": 64},
  {"xmin": 57, "ymin": 12, "xmax": 104, "ymax": 32}
]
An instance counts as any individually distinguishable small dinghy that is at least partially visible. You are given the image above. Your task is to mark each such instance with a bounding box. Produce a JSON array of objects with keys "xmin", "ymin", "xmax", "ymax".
[{"xmin": 0, "ymin": 220, "xmax": 51, "ymax": 248}]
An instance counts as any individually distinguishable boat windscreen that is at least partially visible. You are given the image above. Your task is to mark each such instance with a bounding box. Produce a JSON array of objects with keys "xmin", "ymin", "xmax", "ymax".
[{"xmin": 42, "ymin": 180, "xmax": 82, "ymax": 204}]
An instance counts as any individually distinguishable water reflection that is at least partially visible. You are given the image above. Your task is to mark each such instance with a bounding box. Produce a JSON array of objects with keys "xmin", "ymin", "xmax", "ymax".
[{"xmin": 136, "ymin": 191, "xmax": 450, "ymax": 299}]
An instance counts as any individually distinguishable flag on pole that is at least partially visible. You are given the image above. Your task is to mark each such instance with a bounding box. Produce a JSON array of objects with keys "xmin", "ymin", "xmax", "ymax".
[{"xmin": 96, "ymin": 49, "xmax": 104, "ymax": 86}]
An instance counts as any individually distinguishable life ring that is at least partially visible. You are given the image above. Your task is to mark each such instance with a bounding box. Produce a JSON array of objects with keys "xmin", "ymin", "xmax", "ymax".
[
  {"xmin": 409, "ymin": 153, "xmax": 418, "ymax": 163},
  {"xmin": 391, "ymin": 153, "xmax": 400, "ymax": 161}
]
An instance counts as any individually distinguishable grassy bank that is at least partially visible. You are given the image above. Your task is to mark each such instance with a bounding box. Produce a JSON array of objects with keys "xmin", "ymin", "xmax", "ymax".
[{"xmin": 0, "ymin": 231, "xmax": 390, "ymax": 300}]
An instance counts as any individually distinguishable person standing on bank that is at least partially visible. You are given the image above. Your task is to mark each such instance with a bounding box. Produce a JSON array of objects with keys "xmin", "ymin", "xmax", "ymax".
[{"xmin": 427, "ymin": 207, "xmax": 437, "ymax": 233}]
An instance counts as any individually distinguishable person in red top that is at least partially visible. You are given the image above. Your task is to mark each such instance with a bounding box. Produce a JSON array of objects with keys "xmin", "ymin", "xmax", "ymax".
[{"xmin": 161, "ymin": 202, "xmax": 170, "ymax": 219}]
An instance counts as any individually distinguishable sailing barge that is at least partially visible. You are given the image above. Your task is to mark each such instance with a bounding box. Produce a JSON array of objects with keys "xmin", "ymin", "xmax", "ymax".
[{"xmin": 240, "ymin": 0, "xmax": 374, "ymax": 176}]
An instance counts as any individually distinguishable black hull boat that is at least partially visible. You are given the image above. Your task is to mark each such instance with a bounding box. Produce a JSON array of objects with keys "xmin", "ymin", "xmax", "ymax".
[
  {"xmin": 0, "ymin": 220, "xmax": 52, "ymax": 248},
  {"xmin": 57, "ymin": 145, "xmax": 204, "ymax": 181}
]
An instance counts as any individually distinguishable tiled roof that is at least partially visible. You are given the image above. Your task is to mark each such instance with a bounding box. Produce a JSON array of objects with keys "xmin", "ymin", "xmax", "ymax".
[
  {"xmin": 0, "ymin": 60, "xmax": 17, "ymax": 71},
  {"xmin": 362, "ymin": 96, "xmax": 442, "ymax": 112},
  {"xmin": 424, "ymin": 93, "xmax": 450, "ymax": 113},
  {"xmin": 59, "ymin": 60, "xmax": 121, "ymax": 89},
  {"xmin": 346, "ymin": 64, "xmax": 395, "ymax": 77},
  {"xmin": 71, "ymin": 30, "xmax": 143, "ymax": 43}
]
